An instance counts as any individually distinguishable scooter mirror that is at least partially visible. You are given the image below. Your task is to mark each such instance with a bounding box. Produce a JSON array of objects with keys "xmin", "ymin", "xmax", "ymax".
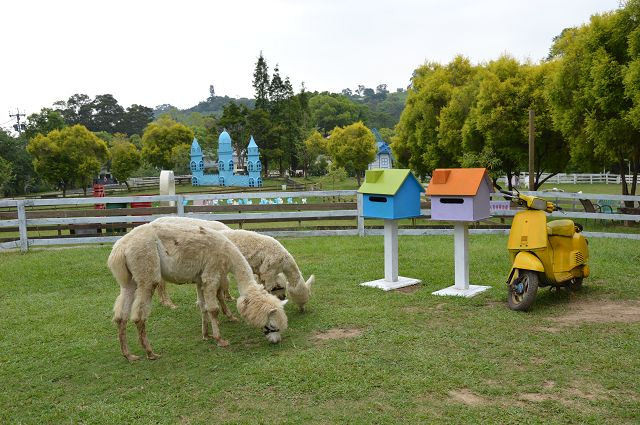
[{"xmin": 531, "ymin": 198, "xmax": 547, "ymax": 210}]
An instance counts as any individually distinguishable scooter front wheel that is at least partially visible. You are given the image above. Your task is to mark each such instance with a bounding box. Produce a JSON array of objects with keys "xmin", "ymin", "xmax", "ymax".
[{"xmin": 508, "ymin": 270, "xmax": 539, "ymax": 311}]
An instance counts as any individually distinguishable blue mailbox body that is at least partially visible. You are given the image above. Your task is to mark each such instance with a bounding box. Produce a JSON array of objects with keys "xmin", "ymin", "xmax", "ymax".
[{"xmin": 358, "ymin": 169, "xmax": 425, "ymax": 219}]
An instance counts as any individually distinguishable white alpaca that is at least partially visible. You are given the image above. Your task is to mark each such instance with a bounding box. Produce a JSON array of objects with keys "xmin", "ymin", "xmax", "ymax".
[
  {"xmin": 153, "ymin": 216, "xmax": 314, "ymax": 311},
  {"xmin": 108, "ymin": 221, "xmax": 287, "ymax": 362}
]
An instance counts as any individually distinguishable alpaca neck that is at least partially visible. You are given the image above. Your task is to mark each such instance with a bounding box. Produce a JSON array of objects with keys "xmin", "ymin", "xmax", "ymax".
[
  {"xmin": 225, "ymin": 242, "xmax": 256, "ymax": 295},
  {"xmin": 282, "ymin": 254, "xmax": 305, "ymax": 288}
]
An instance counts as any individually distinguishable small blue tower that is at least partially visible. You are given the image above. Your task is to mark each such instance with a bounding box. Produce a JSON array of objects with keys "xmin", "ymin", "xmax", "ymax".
[
  {"xmin": 247, "ymin": 135, "xmax": 262, "ymax": 187},
  {"xmin": 190, "ymin": 138, "xmax": 204, "ymax": 186}
]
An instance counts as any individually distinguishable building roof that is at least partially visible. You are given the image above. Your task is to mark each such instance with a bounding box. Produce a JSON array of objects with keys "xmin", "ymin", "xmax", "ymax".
[
  {"xmin": 358, "ymin": 169, "xmax": 424, "ymax": 196},
  {"xmin": 372, "ymin": 128, "xmax": 393, "ymax": 156},
  {"xmin": 425, "ymin": 168, "xmax": 493, "ymax": 196},
  {"xmin": 190, "ymin": 138, "xmax": 201, "ymax": 154},
  {"xmin": 219, "ymin": 130, "xmax": 231, "ymax": 145},
  {"xmin": 248, "ymin": 135, "xmax": 258, "ymax": 148}
]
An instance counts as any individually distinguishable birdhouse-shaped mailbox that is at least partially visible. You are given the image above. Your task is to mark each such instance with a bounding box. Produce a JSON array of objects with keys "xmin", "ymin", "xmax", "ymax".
[
  {"xmin": 426, "ymin": 168, "xmax": 493, "ymax": 221},
  {"xmin": 358, "ymin": 169, "xmax": 425, "ymax": 219}
]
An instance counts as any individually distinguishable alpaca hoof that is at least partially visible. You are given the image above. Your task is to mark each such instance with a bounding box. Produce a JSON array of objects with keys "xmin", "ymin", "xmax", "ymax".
[
  {"xmin": 216, "ymin": 338, "xmax": 230, "ymax": 347},
  {"xmin": 147, "ymin": 352, "xmax": 161, "ymax": 360},
  {"xmin": 227, "ymin": 315, "xmax": 239, "ymax": 322},
  {"xmin": 125, "ymin": 354, "xmax": 141, "ymax": 362},
  {"xmin": 202, "ymin": 334, "xmax": 212, "ymax": 341},
  {"xmin": 162, "ymin": 302, "xmax": 177, "ymax": 309}
]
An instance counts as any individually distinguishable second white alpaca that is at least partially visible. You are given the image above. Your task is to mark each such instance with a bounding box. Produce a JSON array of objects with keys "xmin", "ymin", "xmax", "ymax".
[{"xmin": 153, "ymin": 216, "xmax": 314, "ymax": 311}]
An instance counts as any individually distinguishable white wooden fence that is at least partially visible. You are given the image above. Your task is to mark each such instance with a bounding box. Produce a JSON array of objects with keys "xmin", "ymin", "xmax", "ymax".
[
  {"xmin": 1, "ymin": 189, "xmax": 639, "ymax": 252},
  {"xmin": 502, "ymin": 173, "xmax": 633, "ymax": 186}
]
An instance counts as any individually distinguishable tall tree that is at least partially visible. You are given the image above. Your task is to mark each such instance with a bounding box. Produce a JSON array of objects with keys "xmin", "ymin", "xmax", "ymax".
[
  {"xmin": 309, "ymin": 94, "xmax": 366, "ymax": 135},
  {"xmin": 218, "ymin": 102, "xmax": 250, "ymax": 164},
  {"xmin": 120, "ymin": 104, "xmax": 154, "ymax": 136},
  {"xmin": 90, "ymin": 94, "xmax": 125, "ymax": 133},
  {"xmin": 24, "ymin": 108, "xmax": 66, "ymax": 140},
  {"xmin": 141, "ymin": 117, "xmax": 194, "ymax": 170},
  {"xmin": 327, "ymin": 122, "xmax": 376, "ymax": 185},
  {"xmin": 27, "ymin": 125, "xmax": 109, "ymax": 196},
  {"xmin": 110, "ymin": 140, "xmax": 142, "ymax": 190},
  {"xmin": 54, "ymin": 93, "xmax": 93, "ymax": 127},
  {"xmin": 253, "ymin": 52, "xmax": 270, "ymax": 110},
  {"xmin": 548, "ymin": 2, "xmax": 640, "ymax": 198},
  {"xmin": 0, "ymin": 155, "xmax": 13, "ymax": 196}
]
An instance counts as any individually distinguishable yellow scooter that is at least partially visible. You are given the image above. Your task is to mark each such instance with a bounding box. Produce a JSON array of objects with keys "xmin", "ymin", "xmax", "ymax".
[{"xmin": 500, "ymin": 189, "xmax": 590, "ymax": 311}]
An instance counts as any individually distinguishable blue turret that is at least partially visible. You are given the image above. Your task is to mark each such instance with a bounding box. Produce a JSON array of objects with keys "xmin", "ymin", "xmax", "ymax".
[
  {"xmin": 190, "ymin": 138, "xmax": 204, "ymax": 185},
  {"xmin": 247, "ymin": 135, "xmax": 262, "ymax": 187}
]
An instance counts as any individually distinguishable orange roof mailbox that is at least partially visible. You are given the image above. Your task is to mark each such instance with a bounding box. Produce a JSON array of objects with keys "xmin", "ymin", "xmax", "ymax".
[{"xmin": 426, "ymin": 168, "xmax": 493, "ymax": 221}]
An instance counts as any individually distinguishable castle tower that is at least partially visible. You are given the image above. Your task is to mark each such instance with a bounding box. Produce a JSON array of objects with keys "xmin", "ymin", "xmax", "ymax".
[
  {"xmin": 247, "ymin": 135, "xmax": 262, "ymax": 187},
  {"xmin": 217, "ymin": 130, "xmax": 233, "ymax": 185},
  {"xmin": 190, "ymin": 137, "xmax": 204, "ymax": 185}
]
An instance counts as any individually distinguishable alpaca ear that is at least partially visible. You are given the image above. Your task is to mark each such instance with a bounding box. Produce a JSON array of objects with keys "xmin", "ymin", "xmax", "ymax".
[
  {"xmin": 306, "ymin": 275, "xmax": 315, "ymax": 288},
  {"xmin": 281, "ymin": 299, "xmax": 289, "ymax": 307},
  {"xmin": 268, "ymin": 308, "xmax": 278, "ymax": 318}
]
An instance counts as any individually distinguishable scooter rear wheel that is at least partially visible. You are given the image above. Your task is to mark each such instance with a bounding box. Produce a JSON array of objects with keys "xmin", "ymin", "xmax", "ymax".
[{"xmin": 508, "ymin": 270, "xmax": 539, "ymax": 311}]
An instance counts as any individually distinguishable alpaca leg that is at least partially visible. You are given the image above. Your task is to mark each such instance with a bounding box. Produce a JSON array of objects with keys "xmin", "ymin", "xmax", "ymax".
[
  {"xmin": 218, "ymin": 275, "xmax": 237, "ymax": 321},
  {"xmin": 222, "ymin": 273, "xmax": 234, "ymax": 301},
  {"xmin": 156, "ymin": 281, "xmax": 177, "ymax": 309},
  {"xmin": 136, "ymin": 320, "xmax": 160, "ymax": 360},
  {"xmin": 113, "ymin": 274, "xmax": 139, "ymax": 362},
  {"xmin": 202, "ymin": 280, "xmax": 229, "ymax": 347},
  {"xmin": 196, "ymin": 284, "xmax": 210, "ymax": 340},
  {"xmin": 130, "ymin": 284, "xmax": 160, "ymax": 359}
]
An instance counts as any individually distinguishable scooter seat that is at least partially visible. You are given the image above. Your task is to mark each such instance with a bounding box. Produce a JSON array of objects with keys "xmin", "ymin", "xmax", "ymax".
[{"xmin": 547, "ymin": 219, "xmax": 575, "ymax": 237}]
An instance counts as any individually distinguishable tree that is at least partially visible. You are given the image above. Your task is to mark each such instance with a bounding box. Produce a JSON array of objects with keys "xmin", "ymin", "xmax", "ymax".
[
  {"xmin": 120, "ymin": 104, "xmax": 154, "ymax": 136},
  {"xmin": 54, "ymin": 93, "xmax": 93, "ymax": 127},
  {"xmin": 299, "ymin": 130, "xmax": 327, "ymax": 176},
  {"xmin": 246, "ymin": 108, "xmax": 274, "ymax": 176},
  {"xmin": 0, "ymin": 155, "xmax": 13, "ymax": 196},
  {"xmin": 0, "ymin": 130, "xmax": 40, "ymax": 195},
  {"xmin": 170, "ymin": 143, "xmax": 192, "ymax": 175},
  {"xmin": 327, "ymin": 122, "xmax": 376, "ymax": 185},
  {"xmin": 253, "ymin": 52, "xmax": 270, "ymax": 110},
  {"xmin": 24, "ymin": 108, "xmax": 66, "ymax": 141},
  {"xmin": 141, "ymin": 117, "xmax": 194, "ymax": 170},
  {"xmin": 90, "ymin": 94, "xmax": 125, "ymax": 133},
  {"xmin": 309, "ymin": 94, "xmax": 366, "ymax": 135},
  {"xmin": 548, "ymin": 3, "xmax": 640, "ymax": 199},
  {"xmin": 27, "ymin": 125, "xmax": 109, "ymax": 196},
  {"xmin": 110, "ymin": 141, "xmax": 142, "ymax": 190}
]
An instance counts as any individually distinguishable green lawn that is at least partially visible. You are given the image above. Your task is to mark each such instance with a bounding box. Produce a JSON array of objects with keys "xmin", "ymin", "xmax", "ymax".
[{"xmin": 1, "ymin": 235, "xmax": 639, "ymax": 424}]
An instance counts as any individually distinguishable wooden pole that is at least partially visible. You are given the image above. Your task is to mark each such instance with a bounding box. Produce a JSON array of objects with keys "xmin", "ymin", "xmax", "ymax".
[{"xmin": 529, "ymin": 109, "xmax": 535, "ymax": 190}]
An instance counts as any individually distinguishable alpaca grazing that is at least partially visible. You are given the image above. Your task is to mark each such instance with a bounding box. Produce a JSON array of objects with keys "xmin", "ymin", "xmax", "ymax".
[
  {"xmin": 153, "ymin": 217, "xmax": 314, "ymax": 312},
  {"xmin": 108, "ymin": 221, "xmax": 288, "ymax": 362}
]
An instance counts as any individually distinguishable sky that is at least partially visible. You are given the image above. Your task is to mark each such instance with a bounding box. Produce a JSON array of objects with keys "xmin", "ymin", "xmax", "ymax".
[{"xmin": 0, "ymin": 0, "xmax": 620, "ymax": 132}]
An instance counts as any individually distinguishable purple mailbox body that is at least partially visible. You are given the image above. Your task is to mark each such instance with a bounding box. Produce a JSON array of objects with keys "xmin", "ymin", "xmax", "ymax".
[{"xmin": 426, "ymin": 168, "xmax": 493, "ymax": 222}]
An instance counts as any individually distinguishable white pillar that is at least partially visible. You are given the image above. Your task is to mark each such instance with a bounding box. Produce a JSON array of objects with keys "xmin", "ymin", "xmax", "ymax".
[
  {"xmin": 454, "ymin": 222, "xmax": 469, "ymax": 290},
  {"xmin": 160, "ymin": 170, "xmax": 176, "ymax": 207},
  {"xmin": 384, "ymin": 219, "xmax": 399, "ymax": 282}
]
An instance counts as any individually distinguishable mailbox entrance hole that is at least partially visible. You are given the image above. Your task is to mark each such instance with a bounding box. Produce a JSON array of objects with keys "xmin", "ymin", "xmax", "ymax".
[
  {"xmin": 440, "ymin": 198, "xmax": 464, "ymax": 204},
  {"xmin": 370, "ymin": 196, "xmax": 388, "ymax": 203}
]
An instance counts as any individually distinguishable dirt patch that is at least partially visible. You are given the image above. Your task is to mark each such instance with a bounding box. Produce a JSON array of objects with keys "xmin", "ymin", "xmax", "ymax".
[
  {"xmin": 551, "ymin": 300, "xmax": 640, "ymax": 326},
  {"xmin": 534, "ymin": 326, "xmax": 562, "ymax": 333},
  {"xmin": 393, "ymin": 284, "xmax": 421, "ymax": 294},
  {"xmin": 519, "ymin": 392, "xmax": 550, "ymax": 402},
  {"xmin": 312, "ymin": 328, "xmax": 362, "ymax": 341},
  {"xmin": 542, "ymin": 380, "xmax": 555, "ymax": 389},
  {"xmin": 448, "ymin": 389, "xmax": 488, "ymax": 406}
]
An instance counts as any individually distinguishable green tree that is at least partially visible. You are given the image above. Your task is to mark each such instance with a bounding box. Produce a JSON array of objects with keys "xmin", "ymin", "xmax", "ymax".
[
  {"xmin": 0, "ymin": 130, "xmax": 40, "ymax": 195},
  {"xmin": 246, "ymin": 108, "xmax": 274, "ymax": 176},
  {"xmin": 299, "ymin": 130, "xmax": 327, "ymax": 176},
  {"xmin": 309, "ymin": 94, "xmax": 366, "ymax": 135},
  {"xmin": 120, "ymin": 104, "xmax": 154, "ymax": 136},
  {"xmin": 548, "ymin": 3, "xmax": 640, "ymax": 198},
  {"xmin": 170, "ymin": 143, "xmax": 192, "ymax": 175},
  {"xmin": 27, "ymin": 125, "xmax": 109, "ymax": 196},
  {"xmin": 327, "ymin": 122, "xmax": 376, "ymax": 185},
  {"xmin": 253, "ymin": 52, "xmax": 270, "ymax": 110},
  {"xmin": 110, "ymin": 141, "xmax": 142, "ymax": 191},
  {"xmin": 24, "ymin": 108, "xmax": 66, "ymax": 140},
  {"xmin": 0, "ymin": 155, "xmax": 14, "ymax": 196},
  {"xmin": 141, "ymin": 117, "xmax": 194, "ymax": 170}
]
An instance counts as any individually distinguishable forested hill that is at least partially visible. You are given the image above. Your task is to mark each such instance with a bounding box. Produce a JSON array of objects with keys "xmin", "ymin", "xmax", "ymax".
[{"xmin": 154, "ymin": 87, "xmax": 408, "ymax": 131}]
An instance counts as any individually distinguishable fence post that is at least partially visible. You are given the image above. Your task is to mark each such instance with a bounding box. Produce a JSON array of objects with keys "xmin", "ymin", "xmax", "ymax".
[
  {"xmin": 574, "ymin": 174, "xmax": 577, "ymax": 184},
  {"xmin": 176, "ymin": 195, "xmax": 184, "ymax": 216},
  {"xmin": 357, "ymin": 192, "xmax": 365, "ymax": 237},
  {"xmin": 17, "ymin": 200, "xmax": 28, "ymax": 252}
]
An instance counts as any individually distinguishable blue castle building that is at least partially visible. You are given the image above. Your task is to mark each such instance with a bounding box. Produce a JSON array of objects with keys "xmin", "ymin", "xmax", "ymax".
[{"xmin": 190, "ymin": 130, "xmax": 262, "ymax": 187}]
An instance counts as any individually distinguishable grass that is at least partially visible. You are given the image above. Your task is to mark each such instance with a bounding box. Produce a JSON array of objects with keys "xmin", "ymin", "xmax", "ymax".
[{"xmin": 1, "ymin": 235, "xmax": 639, "ymax": 424}]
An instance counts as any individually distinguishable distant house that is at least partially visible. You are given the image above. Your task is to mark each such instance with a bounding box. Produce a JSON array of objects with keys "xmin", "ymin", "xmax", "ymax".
[{"xmin": 368, "ymin": 128, "xmax": 394, "ymax": 170}]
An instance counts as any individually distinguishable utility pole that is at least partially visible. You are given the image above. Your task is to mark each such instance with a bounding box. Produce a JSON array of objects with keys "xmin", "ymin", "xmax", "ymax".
[
  {"xmin": 528, "ymin": 109, "xmax": 535, "ymax": 191},
  {"xmin": 9, "ymin": 109, "xmax": 26, "ymax": 136}
]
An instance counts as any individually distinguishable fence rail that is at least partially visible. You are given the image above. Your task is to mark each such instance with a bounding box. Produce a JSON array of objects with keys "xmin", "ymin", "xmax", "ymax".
[{"xmin": 1, "ymin": 190, "xmax": 639, "ymax": 252}]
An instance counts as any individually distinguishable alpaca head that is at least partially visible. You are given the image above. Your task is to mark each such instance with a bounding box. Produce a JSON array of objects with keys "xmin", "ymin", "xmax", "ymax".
[
  {"xmin": 236, "ymin": 284, "xmax": 288, "ymax": 344},
  {"xmin": 287, "ymin": 274, "xmax": 315, "ymax": 312}
]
